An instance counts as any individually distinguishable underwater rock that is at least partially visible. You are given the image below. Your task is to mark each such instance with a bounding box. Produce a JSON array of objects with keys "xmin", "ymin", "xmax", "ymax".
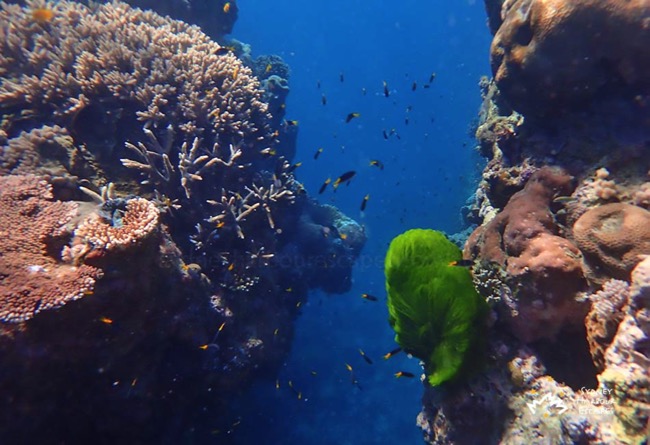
[{"xmin": 491, "ymin": 0, "xmax": 650, "ymax": 117}]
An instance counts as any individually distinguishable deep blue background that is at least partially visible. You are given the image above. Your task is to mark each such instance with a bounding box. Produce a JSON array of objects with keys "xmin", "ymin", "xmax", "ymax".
[{"xmin": 231, "ymin": 1, "xmax": 492, "ymax": 443}]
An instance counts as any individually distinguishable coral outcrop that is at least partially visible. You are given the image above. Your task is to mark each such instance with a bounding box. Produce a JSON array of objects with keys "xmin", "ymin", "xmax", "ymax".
[
  {"xmin": 466, "ymin": 167, "xmax": 587, "ymax": 342},
  {"xmin": 0, "ymin": 1, "xmax": 364, "ymax": 442},
  {"xmin": 491, "ymin": 0, "xmax": 650, "ymax": 116}
]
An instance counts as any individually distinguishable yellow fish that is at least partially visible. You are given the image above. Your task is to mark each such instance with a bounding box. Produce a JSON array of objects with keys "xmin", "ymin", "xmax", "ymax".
[{"xmin": 223, "ymin": 2, "xmax": 231, "ymax": 13}]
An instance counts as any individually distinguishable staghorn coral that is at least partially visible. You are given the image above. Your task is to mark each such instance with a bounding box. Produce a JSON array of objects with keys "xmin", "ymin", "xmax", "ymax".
[
  {"xmin": 465, "ymin": 166, "xmax": 588, "ymax": 342},
  {"xmin": 0, "ymin": 175, "xmax": 102, "ymax": 323},
  {"xmin": 491, "ymin": 0, "xmax": 650, "ymax": 117},
  {"xmin": 573, "ymin": 203, "xmax": 650, "ymax": 286}
]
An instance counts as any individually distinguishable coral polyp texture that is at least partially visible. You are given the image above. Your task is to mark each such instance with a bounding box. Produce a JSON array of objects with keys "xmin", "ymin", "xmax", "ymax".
[
  {"xmin": 0, "ymin": 175, "xmax": 102, "ymax": 323},
  {"xmin": 491, "ymin": 0, "xmax": 650, "ymax": 117},
  {"xmin": 0, "ymin": 1, "xmax": 364, "ymax": 442}
]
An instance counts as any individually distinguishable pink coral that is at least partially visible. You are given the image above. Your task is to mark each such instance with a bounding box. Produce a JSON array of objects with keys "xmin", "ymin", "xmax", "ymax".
[
  {"xmin": 0, "ymin": 175, "xmax": 102, "ymax": 323},
  {"xmin": 466, "ymin": 167, "xmax": 587, "ymax": 342}
]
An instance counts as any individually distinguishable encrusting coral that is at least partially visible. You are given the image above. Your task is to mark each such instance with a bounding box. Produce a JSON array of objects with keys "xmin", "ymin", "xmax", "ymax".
[{"xmin": 0, "ymin": 175, "xmax": 102, "ymax": 323}]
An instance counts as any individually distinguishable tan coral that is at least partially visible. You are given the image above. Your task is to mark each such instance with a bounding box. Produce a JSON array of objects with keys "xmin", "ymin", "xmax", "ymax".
[
  {"xmin": 71, "ymin": 197, "xmax": 160, "ymax": 260},
  {"xmin": 0, "ymin": 175, "xmax": 102, "ymax": 323},
  {"xmin": 573, "ymin": 203, "xmax": 650, "ymax": 285},
  {"xmin": 491, "ymin": 0, "xmax": 650, "ymax": 115}
]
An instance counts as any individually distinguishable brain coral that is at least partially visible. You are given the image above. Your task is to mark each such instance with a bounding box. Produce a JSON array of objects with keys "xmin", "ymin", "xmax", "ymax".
[
  {"xmin": 573, "ymin": 203, "xmax": 650, "ymax": 285},
  {"xmin": 491, "ymin": 0, "xmax": 650, "ymax": 116}
]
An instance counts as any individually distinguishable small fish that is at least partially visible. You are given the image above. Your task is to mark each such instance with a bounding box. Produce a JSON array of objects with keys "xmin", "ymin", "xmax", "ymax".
[
  {"xmin": 218, "ymin": 321, "xmax": 226, "ymax": 332},
  {"xmin": 321, "ymin": 94, "xmax": 327, "ymax": 105},
  {"xmin": 216, "ymin": 47, "xmax": 231, "ymax": 56},
  {"xmin": 318, "ymin": 178, "xmax": 331, "ymax": 194},
  {"xmin": 359, "ymin": 349, "xmax": 373, "ymax": 365},
  {"xmin": 287, "ymin": 162, "xmax": 302, "ymax": 173},
  {"xmin": 314, "ymin": 147, "xmax": 324, "ymax": 159},
  {"xmin": 286, "ymin": 287, "xmax": 293, "ymax": 292},
  {"xmin": 199, "ymin": 344, "xmax": 209, "ymax": 350},
  {"xmin": 265, "ymin": 63, "xmax": 272, "ymax": 73},
  {"xmin": 274, "ymin": 328, "xmax": 279, "ymax": 336},
  {"xmin": 100, "ymin": 317, "xmax": 113, "ymax": 325},
  {"xmin": 360, "ymin": 194, "xmax": 370, "ymax": 212},
  {"xmin": 223, "ymin": 2, "xmax": 231, "ymax": 13},
  {"xmin": 345, "ymin": 112, "xmax": 360, "ymax": 123},
  {"xmin": 406, "ymin": 105, "xmax": 413, "ymax": 112},
  {"xmin": 227, "ymin": 263, "xmax": 235, "ymax": 271},
  {"xmin": 383, "ymin": 347, "xmax": 403, "ymax": 360},
  {"xmin": 215, "ymin": 221, "xmax": 226, "ymax": 229},
  {"xmin": 339, "ymin": 72, "xmax": 345, "ymax": 82},
  {"xmin": 339, "ymin": 233, "xmax": 348, "ymax": 240},
  {"xmin": 361, "ymin": 87, "xmax": 367, "ymax": 96},
  {"xmin": 317, "ymin": 80, "xmax": 321, "ymax": 89},
  {"xmin": 333, "ymin": 171, "xmax": 356, "ymax": 189},
  {"xmin": 394, "ymin": 371, "xmax": 415, "ymax": 379},
  {"xmin": 32, "ymin": 7, "xmax": 54, "ymax": 23},
  {"xmin": 285, "ymin": 119, "xmax": 299, "ymax": 127},
  {"xmin": 552, "ymin": 195, "xmax": 576, "ymax": 204},
  {"xmin": 382, "ymin": 130, "xmax": 389, "ymax": 140},
  {"xmin": 411, "ymin": 82, "xmax": 417, "ymax": 91},
  {"xmin": 423, "ymin": 84, "xmax": 431, "ymax": 89},
  {"xmin": 383, "ymin": 80, "xmax": 390, "ymax": 97},
  {"xmin": 296, "ymin": 301, "xmax": 302, "ymax": 308},
  {"xmin": 310, "ymin": 371, "xmax": 318, "ymax": 376},
  {"xmin": 369, "ymin": 160, "xmax": 384, "ymax": 170},
  {"xmin": 361, "ymin": 293, "xmax": 378, "ymax": 302},
  {"xmin": 275, "ymin": 379, "xmax": 280, "ymax": 389},
  {"xmin": 232, "ymin": 66, "xmax": 239, "ymax": 79},
  {"xmin": 405, "ymin": 117, "xmax": 409, "ymax": 126},
  {"xmin": 448, "ymin": 259, "xmax": 474, "ymax": 267},
  {"xmin": 345, "ymin": 363, "xmax": 353, "ymax": 372},
  {"xmin": 428, "ymin": 72, "xmax": 437, "ymax": 83},
  {"xmin": 259, "ymin": 147, "xmax": 277, "ymax": 157}
]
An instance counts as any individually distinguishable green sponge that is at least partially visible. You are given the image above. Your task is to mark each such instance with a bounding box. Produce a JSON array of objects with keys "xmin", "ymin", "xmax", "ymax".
[{"xmin": 385, "ymin": 229, "xmax": 488, "ymax": 386}]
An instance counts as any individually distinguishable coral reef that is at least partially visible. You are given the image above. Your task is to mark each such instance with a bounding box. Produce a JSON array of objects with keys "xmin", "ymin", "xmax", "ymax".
[
  {"xmin": 418, "ymin": 2, "xmax": 650, "ymax": 443},
  {"xmin": 465, "ymin": 167, "xmax": 588, "ymax": 342},
  {"xmin": 491, "ymin": 0, "xmax": 650, "ymax": 117},
  {"xmin": 0, "ymin": 1, "xmax": 364, "ymax": 442}
]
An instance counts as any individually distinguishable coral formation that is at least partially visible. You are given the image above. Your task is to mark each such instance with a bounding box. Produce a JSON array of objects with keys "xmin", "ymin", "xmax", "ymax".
[
  {"xmin": 385, "ymin": 229, "xmax": 488, "ymax": 386},
  {"xmin": 0, "ymin": 175, "xmax": 102, "ymax": 323},
  {"xmin": 0, "ymin": 1, "xmax": 364, "ymax": 441},
  {"xmin": 466, "ymin": 167, "xmax": 588, "ymax": 342},
  {"xmin": 491, "ymin": 0, "xmax": 650, "ymax": 116},
  {"xmin": 573, "ymin": 203, "xmax": 650, "ymax": 286}
]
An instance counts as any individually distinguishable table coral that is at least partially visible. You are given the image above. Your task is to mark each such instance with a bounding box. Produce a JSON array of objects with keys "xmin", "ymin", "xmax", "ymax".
[
  {"xmin": 0, "ymin": 175, "xmax": 102, "ymax": 323},
  {"xmin": 573, "ymin": 203, "xmax": 650, "ymax": 286},
  {"xmin": 491, "ymin": 0, "xmax": 650, "ymax": 116},
  {"xmin": 466, "ymin": 166, "xmax": 587, "ymax": 342}
]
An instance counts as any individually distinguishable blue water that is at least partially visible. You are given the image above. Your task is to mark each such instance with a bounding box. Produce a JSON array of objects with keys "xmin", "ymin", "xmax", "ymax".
[{"xmin": 231, "ymin": 1, "xmax": 491, "ymax": 443}]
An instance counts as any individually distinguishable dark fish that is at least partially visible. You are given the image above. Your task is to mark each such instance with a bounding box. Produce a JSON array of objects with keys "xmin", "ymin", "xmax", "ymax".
[
  {"xmin": 360, "ymin": 194, "xmax": 370, "ymax": 212},
  {"xmin": 339, "ymin": 72, "xmax": 344, "ymax": 82},
  {"xmin": 369, "ymin": 160, "xmax": 384, "ymax": 170},
  {"xmin": 411, "ymin": 82, "xmax": 417, "ymax": 91},
  {"xmin": 317, "ymin": 80, "xmax": 321, "ymax": 89},
  {"xmin": 394, "ymin": 371, "xmax": 415, "ymax": 379},
  {"xmin": 318, "ymin": 178, "xmax": 331, "ymax": 194},
  {"xmin": 345, "ymin": 112, "xmax": 360, "ymax": 123},
  {"xmin": 406, "ymin": 105, "xmax": 413, "ymax": 112},
  {"xmin": 314, "ymin": 147, "xmax": 324, "ymax": 159},
  {"xmin": 359, "ymin": 349, "xmax": 373, "ymax": 365},
  {"xmin": 321, "ymin": 94, "xmax": 327, "ymax": 105},
  {"xmin": 383, "ymin": 347, "xmax": 402, "ymax": 360},
  {"xmin": 333, "ymin": 171, "xmax": 356, "ymax": 189},
  {"xmin": 285, "ymin": 119, "xmax": 299, "ymax": 127},
  {"xmin": 361, "ymin": 292, "xmax": 377, "ymax": 301},
  {"xmin": 423, "ymin": 84, "xmax": 430, "ymax": 89},
  {"xmin": 287, "ymin": 162, "xmax": 302, "ymax": 173},
  {"xmin": 429, "ymin": 72, "xmax": 436, "ymax": 83},
  {"xmin": 216, "ymin": 47, "xmax": 231, "ymax": 56},
  {"xmin": 405, "ymin": 117, "xmax": 409, "ymax": 125},
  {"xmin": 382, "ymin": 130, "xmax": 389, "ymax": 140},
  {"xmin": 449, "ymin": 259, "xmax": 474, "ymax": 267},
  {"xmin": 383, "ymin": 80, "xmax": 390, "ymax": 97}
]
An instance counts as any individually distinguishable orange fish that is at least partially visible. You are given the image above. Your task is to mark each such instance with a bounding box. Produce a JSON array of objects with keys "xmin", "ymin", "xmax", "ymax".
[
  {"xmin": 223, "ymin": 2, "xmax": 231, "ymax": 13},
  {"xmin": 32, "ymin": 8, "xmax": 54, "ymax": 24}
]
